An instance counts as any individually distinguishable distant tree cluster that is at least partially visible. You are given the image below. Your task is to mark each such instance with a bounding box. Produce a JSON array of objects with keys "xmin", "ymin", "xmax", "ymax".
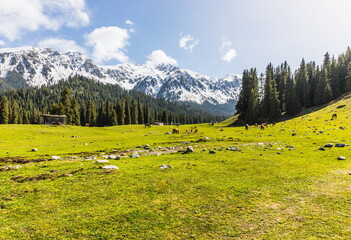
[
  {"xmin": 236, "ymin": 47, "xmax": 351, "ymax": 124},
  {"xmin": 0, "ymin": 76, "xmax": 224, "ymax": 125}
]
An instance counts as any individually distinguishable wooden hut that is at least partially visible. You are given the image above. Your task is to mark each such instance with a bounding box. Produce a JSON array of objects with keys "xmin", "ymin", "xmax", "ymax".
[{"xmin": 39, "ymin": 114, "xmax": 66, "ymax": 125}]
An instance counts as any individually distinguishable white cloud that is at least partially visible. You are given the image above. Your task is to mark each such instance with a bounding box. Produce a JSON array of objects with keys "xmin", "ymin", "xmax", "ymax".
[
  {"xmin": 222, "ymin": 49, "xmax": 237, "ymax": 62},
  {"xmin": 85, "ymin": 26, "xmax": 130, "ymax": 64},
  {"xmin": 179, "ymin": 34, "xmax": 199, "ymax": 53},
  {"xmin": 125, "ymin": 19, "xmax": 135, "ymax": 33},
  {"xmin": 219, "ymin": 40, "xmax": 232, "ymax": 51},
  {"xmin": 37, "ymin": 38, "xmax": 86, "ymax": 54},
  {"xmin": 146, "ymin": 50, "xmax": 178, "ymax": 66},
  {"xmin": 0, "ymin": 40, "xmax": 5, "ymax": 46},
  {"xmin": 0, "ymin": 0, "xmax": 90, "ymax": 41},
  {"xmin": 125, "ymin": 20, "xmax": 134, "ymax": 26}
]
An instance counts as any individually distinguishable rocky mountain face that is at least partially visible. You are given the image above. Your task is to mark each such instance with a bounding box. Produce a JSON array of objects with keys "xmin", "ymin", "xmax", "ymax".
[{"xmin": 0, "ymin": 47, "xmax": 241, "ymax": 111}]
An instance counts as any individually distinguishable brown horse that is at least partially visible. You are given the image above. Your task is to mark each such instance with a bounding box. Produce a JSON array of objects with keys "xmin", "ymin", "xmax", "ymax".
[
  {"xmin": 172, "ymin": 128, "xmax": 180, "ymax": 134},
  {"xmin": 145, "ymin": 123, "xmax": 151, "ymax": 128},
  {"xmin": 245, "ymin": 124, "xmax": 249, "ymax": 130}
]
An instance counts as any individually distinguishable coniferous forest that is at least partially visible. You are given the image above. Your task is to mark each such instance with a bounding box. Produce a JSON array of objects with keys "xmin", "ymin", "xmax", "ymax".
[
  {"xmin": 236, "ymin": 47, "xmax": 351, "ymax": 124},
  {"xmin": 0, "ymin": 76, "xmax": 225, "ymax": 126}
]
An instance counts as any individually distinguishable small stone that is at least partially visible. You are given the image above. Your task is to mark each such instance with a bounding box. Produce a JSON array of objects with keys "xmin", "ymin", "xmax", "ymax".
[
  {"xmin": 51, "ymin": 156, "xmax": 60, "ymax": 160},
  {"xmin": 277, "ymin": 152, "xmax": 281, "ymax": 154},
  {"xmin": 339, "ymin": 127, "xmax": 346, "ymax": 130},
  {"xmin": 165, "ymin": 132, "xmax": 171, "ymax": 135},
  {"xmin": 95, "ymin": 160, "xmax": 110, "ymax": 163},
  {"xmin": 209, "ymin": 150, "xmax": 216, "ymax": 154},
  {"xmin": 31, "ymin": 148, "xmax": 38, "ymax": 152},
  {"xmin": 159, "ymin": 164, "xmax": 171, "ymax": 169},
  {"xmin": 136, "ymin": 145, "xmax": 142, "ymax": 148},
  {"xmin": 229, "ymin": 147, "xmax": 239, "ymax": 151},
  {"xmin": 107, "ymin": 155, "xmax": 117, "ymax": 159},
  {"xmin": 319, "ymin": 130, "xmax": 324, "ymax": 133},
  {"xmin": 203, "ymin": 137, "xmax": 211, "ymax": 140},
  {"xmin": 102, "ymin": 165, "xmax": 119, "ymax": 170},
  {"xmin": 335, "ymin": 143, "xmax": 346, "ymax": 147},
  {"xmin": 131, "ymin": 152, "xmax": 139, "ymax": 158},
  {"xmin": 185, "ymin": 146, "xmax": 194, "ymax": 153},
  {"xmin": 324, "ymin": 143, "xmax": 334, "ymax": 148},
  {"xmin": 319, "ymin": 147, "xmax": 325, "ymax": 151},
  {"xmin": 338, "ymin": 156, "xmax": 346, "ymax": 160}
]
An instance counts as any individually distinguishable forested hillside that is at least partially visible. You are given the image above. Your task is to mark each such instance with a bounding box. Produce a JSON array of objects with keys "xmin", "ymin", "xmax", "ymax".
[
  {"xmin": 0, "ymin": 76, "xmax": 225, "ymax": 126},
  {"xmin": 236, "ymin": 47, "xmax": 351, "ymax": 124}
]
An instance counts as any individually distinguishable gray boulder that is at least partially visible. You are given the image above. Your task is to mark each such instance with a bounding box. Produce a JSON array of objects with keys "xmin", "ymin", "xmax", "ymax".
[
  {"xmin": 102, "ymin": 165, "xmax": 119, "ymax": 170},
  {"xmin": 338, "ymin": 156, "xmax": 346, "ymax": 160}
]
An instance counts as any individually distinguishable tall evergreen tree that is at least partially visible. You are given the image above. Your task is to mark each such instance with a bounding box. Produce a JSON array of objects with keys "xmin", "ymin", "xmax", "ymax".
[
  {"xmin": 124, "ymin": 97, "xmax": 131, "ymax": 125},
  {"xmin": 295, "ymin": 59, "xmax": 310, "ymax": 107},
  {"xmin": 0, "ymin": 96, "xmax": 9, "ymax": 124}
]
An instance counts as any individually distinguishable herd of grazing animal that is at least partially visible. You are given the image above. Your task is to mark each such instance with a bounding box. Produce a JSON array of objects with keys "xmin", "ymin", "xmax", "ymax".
[{"xmin": 245, "ymin": 122, "xmax": 276, "ymax": 130}]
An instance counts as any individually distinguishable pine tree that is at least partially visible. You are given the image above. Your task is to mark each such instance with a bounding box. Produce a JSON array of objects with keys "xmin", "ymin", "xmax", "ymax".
[
  {"xmin": 131, "ymin": 98, "xmax": 138, "ymax": 124},
  {"xmin": 0, "ymin": 96, "xmax": 9, "ymax": 124},
  {"xmin": 71, "ymin": 99, "xmax": 80, "ymax": 125},
  {"xmin": 137, "ymin": 96, "xmax": 143, "ymax": 124},
  {"xmin": 124, "ymin": 97, "xmax": 131, "ymax": 125},
  {"xmin": 60, "ymin": 87, "xmax": 72, "ymax": 123},
  {"xmin": 315, "ymin": 67, "xmax": 333, "ymax": 105},
  {"xmin": 295, "ymin": 59, "xmax": 310, "ymax": 107},
  {"xmin": 117, "ymin": 99, "xmax": 125, "ymax": 125},
  {"xmin": 344, "ymin": 62, "xmax": 351, "ymax": 92},
  {"xmin": 10, "ymin": 100, "xmax": 19, "ymax": 124},
  {"xmin": 285, "ymin": 75, "xmax": 301, "ymax": 115}
]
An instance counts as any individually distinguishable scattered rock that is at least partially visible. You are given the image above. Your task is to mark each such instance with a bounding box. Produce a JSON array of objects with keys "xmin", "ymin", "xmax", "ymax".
[
  {"xmin": 131, "ymin": 152, "xmax": 139, "ymax": 158},
  {"xmin": 229, "ymin": 147, "xmax": 239, "ymax": 151},
  {"xmin": 95, "ymin": 160, "xmax": 110, "ymax": 163},
  {"xmin": 292, "ymin": 133, "xmax": 297, "ymax": 136},
  {"xmin": 0, "ymin": 165, "xmax": 22, "ymax": 171},
  {"xmin": 102, "ymin": 165, "xmax": 119, "ymax": 170},
  {"xmin": 339, "ymin": 127, "xmax": 346, "ymax": 130},
  {"xmin": 31, "ymin": 148, "xmax": 38, "ymax": 152},
  {"xmin": 182, "ymin": 142, "xmax": 190, "ymax": 145},
  {"xmin": 144, "ymin": 146, "xmax": 151, "ymax": 150},
  {"xmin": 184, "ymin": 146, "xmax": 194, "ymax": 153},
  {"xmin": 319, "ymin": 130, "xmax": 324, "ymax": 133},
  {"xmin": 203, "ymin": 137, "xmax": 211, "ymax": 140},
  {"xmin": 136, "ymin": 145, "xmax": 142, "ymax": 148},
  {"xmin": 277, "ymin": 152, "xmax": 281, "ymax": 154},
  {"xmin": 324, "ymin": 143, "xmax": 333, "ymax": 148},
  {"xmin": 107, "ymin": 155, "xmax": 118, "ymax": 159},
  {"xmin": 51, "ymin": 156, "xmax": 60, "ymax": 160},
  {"xmin": 338, "ymin": 156, "xmax": 346, "ymax": 160},
  {"xmin": 165, "ymin": 132, "xmax": 171, "ymax": 135},
  {"xmin": 335, "ymin": 143, "xmax": 346, "ymax": 147},
  {"xmin": 209, "ymin": 150, "xmax": 216, "ymax": 154},
  {"xmin": 319, "ymin": 147, "xmax": 325, "ymax": 151},
  {"xmin": 159, "ymin": 164, "xmax": 171, "ymax": 169}
]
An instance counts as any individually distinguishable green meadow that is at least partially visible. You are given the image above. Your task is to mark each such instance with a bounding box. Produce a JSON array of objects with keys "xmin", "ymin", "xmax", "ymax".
[{"xmin": 1, "ymin": 95, "xmax": 351, "ymax": 239}]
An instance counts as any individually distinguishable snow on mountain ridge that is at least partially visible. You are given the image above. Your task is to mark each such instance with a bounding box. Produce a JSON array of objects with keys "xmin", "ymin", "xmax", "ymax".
[{"xmin": 0, "ymin": 47, "xmax": 241, "ymax": 105}]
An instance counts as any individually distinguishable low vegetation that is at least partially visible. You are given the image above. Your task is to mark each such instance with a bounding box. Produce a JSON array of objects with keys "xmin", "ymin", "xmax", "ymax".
[{"xmin": 0, "ymin": 94, "xmax": 351, "ymax": 239}]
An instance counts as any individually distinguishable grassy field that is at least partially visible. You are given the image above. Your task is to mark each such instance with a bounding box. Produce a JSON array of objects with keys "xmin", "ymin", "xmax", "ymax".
[{"xmin": 1, "ymin": 95, "xmax": 351, "ymax": 239}]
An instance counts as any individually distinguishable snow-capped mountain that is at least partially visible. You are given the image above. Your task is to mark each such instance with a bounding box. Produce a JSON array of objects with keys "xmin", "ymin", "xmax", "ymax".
[{"xmin": 0, "ymin": 47, "xmax": 241, "ymax": 105}]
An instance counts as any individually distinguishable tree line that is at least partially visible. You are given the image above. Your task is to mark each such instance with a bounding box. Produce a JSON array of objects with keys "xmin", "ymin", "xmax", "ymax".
[
  {"xmin": 236, "ymin": 47, "xmax": 351, "ymax": 124},
  {"xmin": 0, "ymin": 76, "xmax": 225, "ymax": 125}
]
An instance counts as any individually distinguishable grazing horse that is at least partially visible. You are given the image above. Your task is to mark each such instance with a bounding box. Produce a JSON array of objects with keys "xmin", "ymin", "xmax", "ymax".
[
  {"xmin": 172, "ymin": 128, "xmax": 180, "ymax": 134},
  {"xmin": 245, "ymin": 124, "xmax": 249, "ymax": 130},
  {"xmin": 85, "ymin": 123, "xmax": 91, "ymax": 127},
  {"xmin": 194, "ymin": 129, "xmax": 198, "ymax": 133},
  {"xmin": 260, "ymin": 124, "xmax": 265, "ymax": 130},
  {"xmin": 331, "ymin": 113, "xmax": 337, "ymax": 120},
  {"xmin": 145, "ymin": 123, "xmax": 151, "ymax": 128}
]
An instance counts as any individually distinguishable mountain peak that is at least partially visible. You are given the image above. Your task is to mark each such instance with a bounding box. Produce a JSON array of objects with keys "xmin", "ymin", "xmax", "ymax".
[{"xmin": 0, "ymin": 46, "xmax": 242, "ymax": 108}]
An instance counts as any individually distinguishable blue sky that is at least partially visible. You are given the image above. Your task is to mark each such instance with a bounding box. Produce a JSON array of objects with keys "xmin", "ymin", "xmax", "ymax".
[{"xmin": 1, "ymin": 0, "xmax": 351, "ymax": 77}]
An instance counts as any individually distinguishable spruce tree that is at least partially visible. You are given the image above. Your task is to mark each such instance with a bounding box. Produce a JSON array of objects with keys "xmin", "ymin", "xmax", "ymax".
[
  {"xmin": 124, "ymin": 97, "xmax": 131, "ymax": 125},
  {"xmin": 285, "ymin": 75, "xmax": 301, "ymax": 115},
  {"xmin": 0, "ymin": 96, "xmax": 9, "ymax": 124},
  {"xmin": 295, "ymin": 59, "xmax": 310, "ymax": 107}
]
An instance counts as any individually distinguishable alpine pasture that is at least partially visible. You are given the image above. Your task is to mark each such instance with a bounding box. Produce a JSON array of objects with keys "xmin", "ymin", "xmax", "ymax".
[{"xmin": 0, "ymin": 95, "xmax": 351, "ymax": 239}]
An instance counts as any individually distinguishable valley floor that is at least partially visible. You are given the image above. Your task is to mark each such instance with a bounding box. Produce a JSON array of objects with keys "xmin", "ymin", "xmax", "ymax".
[{"xmin": 0, "ymin": 97, "xmax": 351, "ymax": 239}]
